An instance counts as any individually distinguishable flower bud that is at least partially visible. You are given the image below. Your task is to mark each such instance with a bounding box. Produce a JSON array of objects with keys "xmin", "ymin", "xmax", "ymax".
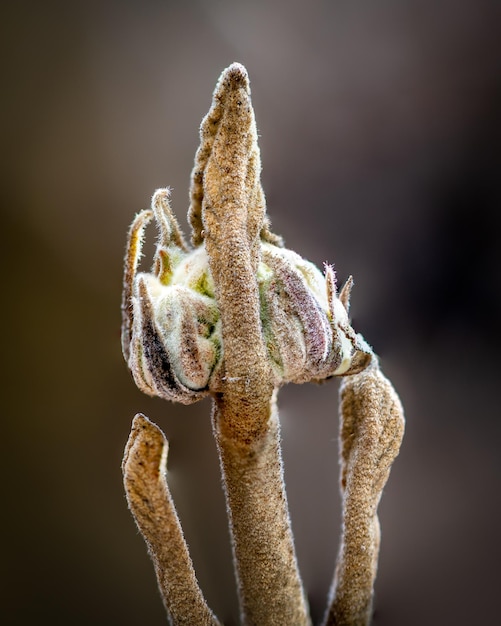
[
  {"xmin": 123, "ymin": 191, "xmax": 222, "ymax": 405},
  {"xmin": 122, "ymin": 190, "xmax": 372, "ymax": 404},
  {"xmin": 260, "ymin": 243, "xmax": 372, "ymax": 385}
]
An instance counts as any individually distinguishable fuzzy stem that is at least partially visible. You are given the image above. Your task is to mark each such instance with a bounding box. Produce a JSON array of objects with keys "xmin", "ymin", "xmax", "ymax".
[
  {"xmin": 213, "ymin": 397, "xmax": 311, "ymax": 626},
  {"xmin": 323, "ymin": 359, "xmax": 405, "ymax": 626},
  {"xmin": 196, "ymin": 63, "xmax": 310, "ymax": 624},
  {"xmin": 196, "ymin": 64, "xmax": 274, "ymax": 440},
  {"xmin": 122, "ymin": 414, "xmax": 221, "ymax": 626}
]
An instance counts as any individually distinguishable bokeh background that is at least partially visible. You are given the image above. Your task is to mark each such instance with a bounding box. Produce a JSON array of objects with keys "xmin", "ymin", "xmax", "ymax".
[{"xmin": 2, "ymin": 1, "xmax": 500, "ymax": 624}]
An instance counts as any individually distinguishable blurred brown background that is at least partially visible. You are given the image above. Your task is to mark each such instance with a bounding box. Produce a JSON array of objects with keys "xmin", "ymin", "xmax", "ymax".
[{"xmin": 2, "ymin": 1, "xmax": 500, "ymax": 624}]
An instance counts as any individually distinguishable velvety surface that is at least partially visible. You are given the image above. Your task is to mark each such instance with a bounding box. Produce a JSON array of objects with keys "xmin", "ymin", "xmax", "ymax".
[{"xmin": 2, "ymin": 1, "xmax": 500, "ymax": 624}]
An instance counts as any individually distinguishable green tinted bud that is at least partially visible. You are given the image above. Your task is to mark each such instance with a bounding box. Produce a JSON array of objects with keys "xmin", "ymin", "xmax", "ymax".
[{"xmin": 122, "ymin": 190, "xmax": 371, "ymax": 404}]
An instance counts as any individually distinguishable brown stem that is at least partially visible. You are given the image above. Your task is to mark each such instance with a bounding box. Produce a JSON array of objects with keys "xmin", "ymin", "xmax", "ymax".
[
  {"xmin": 322, "ymin": 359, "xmax": 405, "ymax": 626},
  {"xmin": 122, "ymin": 414, "xmax": 221, "ymax": 626},
  {"xmin": 196, "ymin": 63, "xmax": 274, "ymax": 439},
  {"xmin": 194, "ymin": 63, "xmax": 310, "ymax": 625},
  {"xmin": 213, "ymin": 396, "xmax": 311, "ymax": 626}
]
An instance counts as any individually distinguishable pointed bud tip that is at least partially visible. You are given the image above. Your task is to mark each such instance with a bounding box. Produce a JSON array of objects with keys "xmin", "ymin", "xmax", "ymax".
[
  {"xmin": 152, "ymin": 187, "xmax": 171, "ymax": 204},
  {"xmin": 339, "ymin": 275, "xmax": 354, "ymax": 313},
  {"xmin": 132, "ymin": 412, "xmax": 150, "ymax": 428},
  {"xmin": 221, "ymin": 62, "xmax": 250, "ymax": 91},
  {"xmin": 226, "ymin": 62, "xmax": 248, "ymax": 78}
]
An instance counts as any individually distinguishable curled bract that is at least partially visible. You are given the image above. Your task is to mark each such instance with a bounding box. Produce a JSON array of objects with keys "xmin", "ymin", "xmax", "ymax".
[{"xmin": 121, "ymin": 189, "xmax": 372, "ymax": 404}]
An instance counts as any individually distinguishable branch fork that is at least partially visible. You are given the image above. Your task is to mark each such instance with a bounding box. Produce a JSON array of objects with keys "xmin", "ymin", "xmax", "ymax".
[{"xmin": 121, "ymin": 63, "xmax": 404, "ymax": 625}]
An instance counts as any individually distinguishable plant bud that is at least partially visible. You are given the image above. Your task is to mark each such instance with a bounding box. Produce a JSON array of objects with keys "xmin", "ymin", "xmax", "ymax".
[
  {"xmin": 122, "ymin": 190, "xmax": 372, "ymax": 404},
  {"xmin": 260, "ymin": 243, "xmax": 372, "ymax": 385}
]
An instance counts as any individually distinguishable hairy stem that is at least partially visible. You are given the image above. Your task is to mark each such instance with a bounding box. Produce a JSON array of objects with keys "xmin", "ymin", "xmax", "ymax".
[
  {"xmin": 196, "ymin": 64, "xmax": 274, "ymax": 439},
  {"xmin": 213, "ymin": 397, "xmax": 311, "ymax": 626},
  {"xmin": 195, "ymin": 63, "xmax": 310, "ymax": 625},
  {"xmin": 122, "ymin": 414, "xmax": 221, "ymax": 626},
  {"xmin": 323, "ymin": 359, "xmax": 405, "ymax": 626}
]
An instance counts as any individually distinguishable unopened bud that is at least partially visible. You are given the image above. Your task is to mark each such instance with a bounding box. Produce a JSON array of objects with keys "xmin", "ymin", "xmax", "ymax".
[{"xmin": 122, "ymin": 190, "xmax": 372, "ymax": 404}]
